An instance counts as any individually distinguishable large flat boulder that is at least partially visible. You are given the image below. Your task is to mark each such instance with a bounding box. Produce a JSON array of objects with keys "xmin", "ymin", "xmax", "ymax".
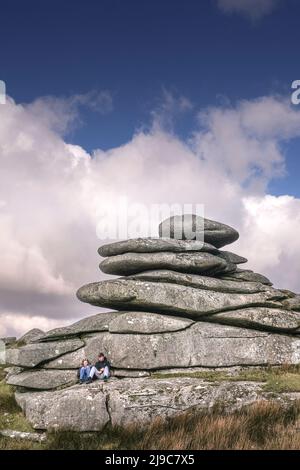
[
  {"xmin": 127, "ymin": 270, "xmax": 276, "ymax": 294},
  {"xmin": 7, "ymin": 369, "xmax": 77, "ymax": 390},
  {"xmin": 15, "ymin": 385, "xmax": 109, "ymax": 431},
  {"xmin": 39, "ymin": 311, "xmax": 192, "ymax": 343},
  {"xmin": 5, "ymin": 338, "xmax": 84, "ymax": 368},
  {"xmin": 108, "ymin": 311, "xmax": 193, "ymax": 334},
  {"xmin": 15, "ymin": 378, "xmax": 300, "ymax": 431},
  {"xmin": 98, "ymin": 238, "xmax": 218, "ymax": 257},
  {"xmin": 38, "ymin": 311, "xmax": 120, "ymax": 342},
  {"xmin": 202, "ymin": 307, "xmax": 300, "ymax": 333},
  {"xmin": 100, "ymin": 323, "xmax": 300, "ymax": 369},
  {"xmin": 44, "ymin": 323, "xmax": 300, "ymax": 370},
  {"xmin": 99, "ymin": 252, "xmax": 233, "ymax": 276},
  {"xmin": 158, "ymin": 214, "xmax": 239, "ymax": 248},
  {"xmin": 77, "ymin": 279, "xmax": 284, "ymax": 318}
]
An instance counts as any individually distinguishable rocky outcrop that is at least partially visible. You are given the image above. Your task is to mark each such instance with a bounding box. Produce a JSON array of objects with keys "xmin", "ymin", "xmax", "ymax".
[
  {"xmin": 76, "ymin": 279, "xmax": 284, "ymax": 317},
  {"xmin": 5, "ymin": 213, "xmax": 300, "ymax": 431},
  {"xmin": 7, "ymin": 369, "xmax": 77, "ymax": 390},
  {"xmin": 18, "ymin": 329, "xmax": 44, "ymax": 344},
  {"xmin": 220, "ymin": 269, "xmax": 272, "ymax": 285},
  {"xmin": 202, "ymin": 307, "xmax": 300, "ymax": 333},
  {"xmin": 37, "ymin": 323, "xmax": 300, "ymax": 371},
  {"xmin": 127, "ymin": 270, "xmax": 272, "ymax": 293},
  {"xmin": 108, "ymin": 311, "xmax": 193, "ymax": 334},
  {"xmin": 6, "ymin": 338, "xmax": 84, "ymax": 368},
  {"xmin": 38, "ymin": 312, "xmax": 120, "ymax": 341}
]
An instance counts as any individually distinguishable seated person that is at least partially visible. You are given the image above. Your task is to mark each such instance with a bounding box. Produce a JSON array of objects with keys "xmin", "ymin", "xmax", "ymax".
[
  {"xmin": 79, "ymin": 358, "xmax": 91, "ymax": 384},
  {"xmin": 87, "ymin": 353, "xmax": 110, "ymax": 383}
]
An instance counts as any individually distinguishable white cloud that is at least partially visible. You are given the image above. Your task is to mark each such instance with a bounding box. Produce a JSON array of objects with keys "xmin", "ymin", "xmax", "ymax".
[
  {"xmin": 1, "ymin": 93, "xmax": 300, "ymax": 337},
  {"xmin": 25, "ymin": 90, "xmax": 113, "ymax": 135},
  {"xmin": 238, "ymin": 195, "xmax": 300, "ymax": 289},
  {"xmin": 0, "ymin": 312, "xmax": 71, "ymax": 338},
  {"xmin": 151, "ymin": 89, "xmax": 193, "ymax": 132},
  {"xmin": 193, "ymin": 96, "xmax": 300, "ymax": 186},
  {"xmin": 217, "ymin": 0, "xmax": 280, "ymax": 21}
]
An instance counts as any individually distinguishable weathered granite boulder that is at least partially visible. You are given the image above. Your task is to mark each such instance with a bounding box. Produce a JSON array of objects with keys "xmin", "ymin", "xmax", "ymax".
[
  {"xmin": 0, "ymin": 337, "xmax": 16, "ymax": 346},
  {"xmin": 15, "ymin": 378, "xmax": 300, "ymax": 431},
  {"xmin": 99, "ymin": 252, "xmax": 234, "ymax": 276},
  {"xmin": 7, "ymin": 369, "xmax": 77, "ymax": 390},
  {"xmin": 108, "ymin": 311, "xmax": 193, "ymax": 334},
  {"xmin": 100, "ymin": 323, "xmax": 300, "ymax": 369},
  {"xmin": 6, "ymin": 338, "xmax": 84, "ymax": 368},
  {"xmin": 98, "ymin": 237, "xmax": 218, "ymax": 257},
  {"xmin": 18, "ymin": 329, "xmax": 44, "ymax": 344},
  {"xmin": 159, "ymin": 214, "xmax": 239, "ymax": 247},
  {"xmin": 40, "ymin": 322, "xmax": 300, "ymax": 370},
  {"xmin": 44, "ymin": 334, "xmax": 106, "ymax": 369},
  {"xmin": 282, "ymin": 295, "xmax": 300, "ymax": 312},
  {"xmin": 38, "ymin": 312, "xmax": 120, "ymax": 342},
  {"xmin": 202, "ymin": 307, "xmax": 300, "ymax": 333},
  {"xmin": 218, "ymin": 251, "xmax": 247, "ymax": 265},
  {"xmin": 16, "ymin": 384, "xmax": 109, "ymax": 431},
  {"xmin": 76, "ymin": 279, "xmax": 284, "ymax": 318},
  {"xmin": 38, "ymin": 312, "xmax": 193, "ymax": 346},
  {"xmin": 127, "ymin": 270, "xmax": 275, "ymax": 294},
  {"xmin": 221, "ymin": 269, "xmax": 272, "ymax": 285}
]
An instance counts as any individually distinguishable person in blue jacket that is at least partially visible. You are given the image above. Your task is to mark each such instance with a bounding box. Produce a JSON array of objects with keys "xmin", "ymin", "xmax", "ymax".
[{"xmin": 79, "ymin": 358, "xmax": 91, "ymax": 384}]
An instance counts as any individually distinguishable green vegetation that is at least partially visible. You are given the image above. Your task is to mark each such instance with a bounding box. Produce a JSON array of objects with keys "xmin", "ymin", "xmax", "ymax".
[
  {"xmin": 151, "ymin": 365, "xmax": 300, "ymax": 393},
  {"xmin": 5, "ymin": 340, "xmax": 26, "ymax": 349},
  {"xmin": 263, "ymin": 372, "xmax": 300, "ymax": 393},
  {"xmin": 0, "ymin": 367, "xmax": 43, "ymax": 450},
  {"xmin": 1, "ymin": 365, "xmax": 300, "ymax": 450}
]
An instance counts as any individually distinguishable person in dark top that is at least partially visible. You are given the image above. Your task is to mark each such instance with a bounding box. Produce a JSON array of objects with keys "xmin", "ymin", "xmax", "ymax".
[{"xmin": 86, "ymin": 353, "xmax": 110, "ymax": 383}]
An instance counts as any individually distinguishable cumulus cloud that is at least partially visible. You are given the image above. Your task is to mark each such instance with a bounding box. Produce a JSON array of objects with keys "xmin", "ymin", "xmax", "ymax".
[
  {"xmin": 1, "ymin": 92, "xmax": 300, "ymax": 337},
  {"xmin": 217, "ymin": 0, "xmax": 280, "ymax": 21},
  {"xmin": 193, "ymin": 96, "xmax": 300, "ymax": 186},
  {"xmin": 238, "ymin": 195, "xmax": 300, "ymax": 290}
]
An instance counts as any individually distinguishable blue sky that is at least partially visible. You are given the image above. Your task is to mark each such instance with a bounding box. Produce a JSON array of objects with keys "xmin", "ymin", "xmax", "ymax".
[
  {"xmin": 1, "ymin": 0, "xmax": 300, "ymax": 187},
  {"xmin": 2, "ymin": 0, "xmax": 300, "ymax": 336}
]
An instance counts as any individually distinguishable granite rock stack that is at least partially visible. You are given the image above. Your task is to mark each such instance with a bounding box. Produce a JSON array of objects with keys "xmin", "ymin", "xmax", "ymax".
[{"xmin": 4, "ymin": 214, "xmax": 300, "ymax": 431}]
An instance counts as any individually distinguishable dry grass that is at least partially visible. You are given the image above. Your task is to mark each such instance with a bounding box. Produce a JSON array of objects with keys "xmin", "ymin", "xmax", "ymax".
[
  {"xmin": 45, "ymin": 401, "xmax": 300, "ymax": 450},
  {"xmin": 1, "ymin": 365, "xmax": 300, "ymax": 450}
]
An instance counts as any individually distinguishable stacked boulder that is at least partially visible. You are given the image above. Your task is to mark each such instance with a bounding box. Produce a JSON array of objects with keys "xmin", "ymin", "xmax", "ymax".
[{"xmin": 4, "ymin": 215, "xmax": 300, "ymax": 431}]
